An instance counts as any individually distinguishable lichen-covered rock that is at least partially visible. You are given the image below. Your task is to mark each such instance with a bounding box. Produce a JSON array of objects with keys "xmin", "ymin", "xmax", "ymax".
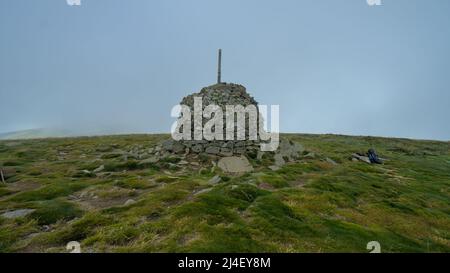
[{"xmin": 218, "ymin": 156, "xmax": 254, "ymax": 173}]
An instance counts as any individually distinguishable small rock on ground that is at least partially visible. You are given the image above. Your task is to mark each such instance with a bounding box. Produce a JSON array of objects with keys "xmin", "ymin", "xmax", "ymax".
[
  {"xmin": 124, "ymin": 199, "xmax": 137, "ymax": 206},
  {"xmin": 268, "ymin": 165, "xmax": 280, "ymax": 171},
  {"xmin": 194, "ymin": 188, "xmax": 213, "ymax": 195},
  {"xmin": 93, "ymin": 165, "xmax": 105, "ymax": 173},
  {"xmin": 351, "ymin": 153, "xmax": 371, "ymax": 164},
  {"xmin": 274, "ymin": 154, "xmax": 286, "ymax": 167},
  {"xmin": 218, "ymin": 156, "xmax": 254, "ymax": 173},
  {"xmin": 208, "ymin": 175, "xmax": 222, "ymax": 185},
  {"xmin": 138, "ymin": 156, "xmax": 159, "ymax": 165},
  {"xmin": 325, "ymin": 158, "xmax": 338, "ymax": 165},
  {"xmin": 1, "ymin": 209, "xmax": 35, "ymax": 219}
]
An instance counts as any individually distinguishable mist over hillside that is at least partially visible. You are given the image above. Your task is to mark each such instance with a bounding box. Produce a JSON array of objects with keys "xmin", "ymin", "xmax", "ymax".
[{"xmin": 0, "ymin": 128, "xmax": 151, "ymax": 140}]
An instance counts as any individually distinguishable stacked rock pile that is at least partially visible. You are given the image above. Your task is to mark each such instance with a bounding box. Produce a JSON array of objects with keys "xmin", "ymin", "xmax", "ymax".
[
  {"xmin": 154, "ymin": 82, "xmax": 310, "ymax": 173},
  {"xmin": 164, "ymin": 82, "xmax": 263, "ymax": 156}
]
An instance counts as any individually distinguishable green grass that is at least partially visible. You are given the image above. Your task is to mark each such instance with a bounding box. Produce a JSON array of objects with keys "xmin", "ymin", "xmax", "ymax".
[
  {"xmin": 29, "ymin": 199, "xmax": 82, "ymax": 225},
  {"xmin": 0, "ymin": 133, "xmax": 449, "ymax": 253},
  {"xmin": 9, "ymin": 182, "xmax": 89, "ymax": 202}
]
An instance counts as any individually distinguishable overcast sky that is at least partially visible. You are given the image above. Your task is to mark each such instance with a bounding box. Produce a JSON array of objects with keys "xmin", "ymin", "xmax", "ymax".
[{"xmin": 1, "ymin": 0, "xmax": 449, "ymax": 140}]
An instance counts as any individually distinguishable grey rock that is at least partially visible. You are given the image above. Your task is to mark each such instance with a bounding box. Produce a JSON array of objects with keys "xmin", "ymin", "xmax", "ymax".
[
  {"xmin": 274, "ymin": 154, "xmax": 286, "ymax": 167},
  {"xmin": 257, "ymin": 151, "xmax": 264, "ymax": 160},
  {"xmin": 268, "ymin": 165, "xmax": 280, "ymax": 171},
  {"xmin": 162, "ymin": 140, "xmax": 175, "ymax": 151},
  {"xmin": 138, "ymin": 156, "xmax": 159, "ymax": 165},
  {"xmin": 124, "ymin": 199, "xmax": 137, "ymax": 206},
  {"xmin": 93, "ymin": 165, "xmax": 105, "ymax": 173},
  {"xmin": 234, "ymin": 141, "xmax": 245, "ymax": 147},
  {"xmin": 162, "ymin": 139, "xmax": 185, "ymax": 154},
  {"xmin": 205, "ymin": 146, "xmax": 220, "ymax": 155},
  {"xmin": 278, "ymin": 138, "xmax": 303, "ymax": 160},
  {"xmin": 161, "ymin": 139, "xmax": 185, "ymax": 153},
  {"xmin": 1, "ymin": 209, "xmax": 35, "ymax": 219},
  {"xmin": 293, "ymin": 142, "xmax": 305, "ymax": 154},
  {"xmin": 172, "ymin": 142, "xmax": 185, "ymax": 154},
  {"xmin": 191, "ymin": 145, "xmax": 203, "ymax": 153},
  {"xmin": 95, "ymin": 172, "xmax": 111, "ymax": 178},
  {"xmin": 351, "ymin": 153, "xmax": 371, "ymax": 164},
  {"xmin": 325, "ymin": 158, "xmax": 338, "ymax": 165},
  {"xmin": 178, "ymin": 160, "xmax": 189, "ymax": 165},
  {"xmin": 126, "ymin": 153, "xmax": 139, "ymax": 160},
  {"xmin": 208, "ymin": 175, "xmax": 222, "ymax": 185},
  {"xmin": 218, "ymin": 156, "xmax": 254, "ymax": 173},
  {"xmin": 222, "ymin": 142, "xmax": 234, "ymax": 149},
  {"xmin": 194, "ymin": 188, "xmax": 213, "ymax": 195},
  {"xmin": 219, "ymin": 148, "xmax": 233, "ymax": 157}
]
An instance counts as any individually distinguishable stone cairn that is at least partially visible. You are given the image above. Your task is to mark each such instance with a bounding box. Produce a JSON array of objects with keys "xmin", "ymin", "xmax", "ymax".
[
  {"xmin": 158, "ymin": 82, "xmax": 307, "ymax": 173},
  {"xmin": 161, "ymin": 82, "xmax": 264, "ymax": 157},
  {"xmin": 156, "ymin": 49, "xmax": 306, "ymax": 173}
]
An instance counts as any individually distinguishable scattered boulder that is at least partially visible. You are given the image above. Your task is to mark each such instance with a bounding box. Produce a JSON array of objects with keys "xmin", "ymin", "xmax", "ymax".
[
  {"xmin": 124, "ymin": 199, "xmax": 137, "ymax": 206},
  {"xmin": 218, "ymin": 156, "xmax": 253, "ymax": 174},
  {"xmin": 278, "ymin": 138, "xmax": 303, "ymax": 160},
  {"xmin": 101, "ymin": 150, "xmax": 126, "ymax": 159},
  {"xmin": 93, "ymin": 165, "xmax": 105, "ymax": 173},
  {"xmin": 138, "ymin": 156, "xmax": 159, "ymax": 165},
  {"xmin": 304, "ymin": 152, "xmax": 316, "ymax": 159},
  {"xmin": 351, "ymin": 153, "xmax": 371, "ymax": 164},
  {"xmin": 194, "ymin": 188, "xmax": 213, "ymax": 195},
  {"xmin": 325, "ymin": 158, "xmax": 338, "ymax": 165},
  {"xmin": 274, "ymin": 154, "xmax": 286, "ymax": 167},
  {"xmin": 268, "ymin": 165, "xmax": 280, "ymax": 171},
  {"xmin": 74, "ymin": 169, "xmax": 94, "ymax": 177},
  {"xmin": 1, "ymin": 209, "xmax": 35, "ymax": 219},
  {"xmin": 208, "ymin": 175, "xmax": 222, "ymax": 185}
]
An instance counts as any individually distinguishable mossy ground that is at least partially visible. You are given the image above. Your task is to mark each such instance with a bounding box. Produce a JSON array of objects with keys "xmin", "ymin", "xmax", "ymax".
[{"xmin": 0, "ymin": 134, "xmax": 449, "ymax": 253}]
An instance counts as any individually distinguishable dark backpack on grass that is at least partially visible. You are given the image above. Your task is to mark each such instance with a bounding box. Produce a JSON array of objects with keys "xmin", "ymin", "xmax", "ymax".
[{"xmin": 367, "ymin": 149, "xmax": 382, "ymax": 164}]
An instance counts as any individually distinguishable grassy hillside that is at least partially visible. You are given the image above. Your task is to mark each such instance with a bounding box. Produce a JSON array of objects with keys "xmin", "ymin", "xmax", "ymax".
[
  {"xmin": 0, "ymin": 134, "xmax": 449, "ymax": 253},
  {"xmin": 0, "ymin": 128, "xmax": 74, "ymax": 140}
]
